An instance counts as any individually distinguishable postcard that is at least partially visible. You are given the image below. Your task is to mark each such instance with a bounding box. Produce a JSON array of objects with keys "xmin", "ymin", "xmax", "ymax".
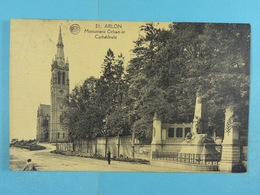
[{"xmin": 10, "ymin": 19, "xmax": 250, "ymax": 172}]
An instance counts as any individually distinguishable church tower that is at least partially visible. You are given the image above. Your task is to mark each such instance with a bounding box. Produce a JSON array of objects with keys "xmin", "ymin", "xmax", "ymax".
[{"xmin": 49, "ymin": 27, "xmax": 70, "ymax": 142}]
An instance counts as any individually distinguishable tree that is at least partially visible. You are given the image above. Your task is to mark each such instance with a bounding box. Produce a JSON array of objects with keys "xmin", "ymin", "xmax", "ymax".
[
  {"xmin": 61, "ymin": 77, "xmax": 103, "ymax": 142},
  {"xmin": 126, "ymin": 23, "xmax": 201, "ymax": 142},
  {"xmin": 182, "ymin": 23, "xmax": 250, "ymax": 133},
  {"xmin": 163, "ymin": 23, "xmax": 250, "ymax": 135},
  {"xmin": 99, "ymin": 49, "xmax": 129, "ymax": 136},
  {"xmin": 62, "ymin": 22, "xmax": 250, "ymax": 145},
  {"xmin": 127, "ymin": 22, "xmax": 250, "ymax": 142},
  {"xmin": 61, "ymin": 49, "xmax": 129, "ymax": 142},
  {"xmin": 126, "ymin": 23, "xmax": 168, "ymax": 142}
]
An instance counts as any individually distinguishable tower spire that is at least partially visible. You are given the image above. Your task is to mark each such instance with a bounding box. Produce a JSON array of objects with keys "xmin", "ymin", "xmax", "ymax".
[
  {"xmin": 57, "ymin": 26, "xmax": 64, "ymax": 48},
  {"xmin": 55, "ymin": 25, "xmax": 65, "ymax": 66},
  {"xmin": 50, "ymin": 25, "xmax": 70, "ymax": 143}
]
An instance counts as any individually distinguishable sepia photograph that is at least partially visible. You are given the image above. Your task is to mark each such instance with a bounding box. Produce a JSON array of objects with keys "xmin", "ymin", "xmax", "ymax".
[{"xmin": 10, "ymin": 19, "xmax": 250, "ymax": 172}]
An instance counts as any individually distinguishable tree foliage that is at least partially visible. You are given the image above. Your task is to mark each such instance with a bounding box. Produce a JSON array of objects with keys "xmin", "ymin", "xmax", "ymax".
[
  {"xmin": 61, "ymin": 49, "xmax": 129, "ymax": 141},
  {"xmin": 62, "ymin": 22, "xmax": 250, "ymax": 144},
  {"xmin": 127, "ymin": 22, "xmax": 250, "ymax": 142}
]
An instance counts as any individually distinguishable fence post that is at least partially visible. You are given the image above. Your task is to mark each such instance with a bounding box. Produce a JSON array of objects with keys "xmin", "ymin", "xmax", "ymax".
[
  {"xmin": 117, "ymin": 134, "xmax": 120, "ymax": 158},
  {"xmin": 95, "ymin": 138, "xmax": 97, "ymax": 154}
]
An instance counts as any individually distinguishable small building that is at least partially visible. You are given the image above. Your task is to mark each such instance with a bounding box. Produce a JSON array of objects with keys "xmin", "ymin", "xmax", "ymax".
[
  {"xmin": 161, "ymin": 123, "xmax": 192, "ymax": 152},
  {"xmin": 151, "ymin": 95, "xmax": 207, "ymax": 153}
]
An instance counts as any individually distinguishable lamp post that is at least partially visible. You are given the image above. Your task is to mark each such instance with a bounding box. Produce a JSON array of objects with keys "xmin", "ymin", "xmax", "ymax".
[
  {"xmin": 132, "ymin": 128, "xmax": 135, "ymax": 159},
  {"xmin": 56, "ymin": 128, "xmax": 58, "ymax": 150}
]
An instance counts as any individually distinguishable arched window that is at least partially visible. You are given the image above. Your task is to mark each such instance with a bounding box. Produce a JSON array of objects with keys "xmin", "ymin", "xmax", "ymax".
[
  {"xmin": 57, "ymin": 132, "xmax": 60, "ymax": 138},
  {"xmin": 63, "ymin": 133, "xmax": 65, "ymax": 138},
  {"xmin": 58, "ymin": 72, "xmax": 61, "ymax": 84},
  {"xmin": 42, "ymin": 118, "xmax": 49, "ymax": 128},
  {"xmin": 62, "ymin": 72, "xmax": 65, "ymax": 85}
]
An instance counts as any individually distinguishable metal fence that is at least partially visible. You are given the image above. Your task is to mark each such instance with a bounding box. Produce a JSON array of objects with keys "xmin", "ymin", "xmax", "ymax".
[
  {"xmin": 56, "ymin": 140, "xmax": 247, "ymax": 165},
  {"xmin": 152, "ymin": 151, "xmax": 222, "ymax": 165}
]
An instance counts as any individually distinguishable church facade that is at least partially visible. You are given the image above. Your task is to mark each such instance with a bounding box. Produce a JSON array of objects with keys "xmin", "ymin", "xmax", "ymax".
[
  {"xmin": 36, "ymin": 27, "xmax": 70, "ymax": 143},
  {"xmin": 36, "ymin": 104, "xmax": 50, "ymax": 142}
]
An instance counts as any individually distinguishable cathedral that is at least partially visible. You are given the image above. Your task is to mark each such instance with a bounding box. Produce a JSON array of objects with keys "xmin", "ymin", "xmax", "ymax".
[{"xmin": 36, "ymin": 27, "xmax": 70, "ymax": 143}]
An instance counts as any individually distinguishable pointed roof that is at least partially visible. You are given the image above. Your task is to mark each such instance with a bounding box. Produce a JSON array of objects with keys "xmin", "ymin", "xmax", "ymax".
[
  {"xmin": 55, "ymin": 26, "xmax": 65, "ymax": 66},
  {"xmin": 57, "ymin": 26, "xmax": 64, "ymax": 48}
]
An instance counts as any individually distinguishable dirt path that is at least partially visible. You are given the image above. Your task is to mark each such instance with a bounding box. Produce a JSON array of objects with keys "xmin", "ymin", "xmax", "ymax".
[{"xmin": 10, "ymin": 144, "xmax": 188, "ymax": 172}]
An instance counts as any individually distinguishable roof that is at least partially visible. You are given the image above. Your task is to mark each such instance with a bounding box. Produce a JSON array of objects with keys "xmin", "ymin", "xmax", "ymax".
[{"xmin": 38, "ymin": 104, "xmax": 50, "ymax": 116}]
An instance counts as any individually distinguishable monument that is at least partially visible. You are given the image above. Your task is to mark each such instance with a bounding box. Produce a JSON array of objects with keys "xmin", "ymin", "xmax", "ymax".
[
  {"xmin": 219, "ymin": 106, "xmax": 244, "ymax": 172},
  {"xmin": 179, "ymin": 95, "xmax": 220, "ymax": 160},
  {"xmin": 151, "ymin": 112, "xmax": 162, "ymax": 153}
]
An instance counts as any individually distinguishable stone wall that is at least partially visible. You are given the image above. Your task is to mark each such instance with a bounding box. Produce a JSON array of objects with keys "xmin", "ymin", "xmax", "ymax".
[
  {"xmin": 56, "ymin": 136, "xmax": 150, "ymax": 159},
  {"xmin": 74, "ymin": 139, "xmax": 95, "ymax": 154}
]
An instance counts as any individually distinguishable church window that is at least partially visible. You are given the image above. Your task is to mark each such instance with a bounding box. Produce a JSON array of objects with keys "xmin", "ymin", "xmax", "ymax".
[
  {"xmin": 62, "ymin": 72, "xmax": 65, "ymax": 85},
  {"xmin": 42, "ymin": 119, "xmax": 48, "ymax": 128},
  {"xmin": 63, "ymin": 133, "xmax": 65, "ymax": 138},
  {"xmin": 176, "ymin": 128, "xmax": 183, "ymax": 138},
  {"xmin": 168, "ymin": 128, "xmax": 174, "ymax": 138},
  {"xmin": 57, "ymin": 133, "xmax": 60, "ymax": 138},
  {"xmin": 58, "ymin": 72, "xmax": 61, "ymax": 84}
]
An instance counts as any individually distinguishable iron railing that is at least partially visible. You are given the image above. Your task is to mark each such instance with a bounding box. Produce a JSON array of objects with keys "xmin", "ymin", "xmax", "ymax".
[{"xmin": 152, "ymin": 151, "xmax": 221, "ymax": 165}]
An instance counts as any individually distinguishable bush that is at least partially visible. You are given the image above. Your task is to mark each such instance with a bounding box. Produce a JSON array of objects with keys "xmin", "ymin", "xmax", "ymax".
[{"xmin": 29, "ymin": 145, "xmax": 46, "ymax": 151}]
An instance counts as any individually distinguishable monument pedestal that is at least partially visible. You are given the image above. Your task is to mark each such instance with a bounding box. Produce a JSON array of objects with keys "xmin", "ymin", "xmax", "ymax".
[
  {"xmin": 150, "ymin": 112, "xmax": 163, "ymax": 160},
  {"xmin": 179, "ymin": 134, "xmax": 220, "ymax": 162},
  {"xmin": 219, "ymin": 106, "xmax": 244, "ymax": 172},
  {"xmin": 179, "ymin": 134, "xmax": 206, "ymax": 154},
  {"xmin": 219, "ymin": 141, "xmax": 241, "ymax": 172}
]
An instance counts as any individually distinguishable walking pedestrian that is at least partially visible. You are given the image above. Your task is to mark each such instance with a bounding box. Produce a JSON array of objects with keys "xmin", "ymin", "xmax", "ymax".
[{"xmin": 107, "ymin": 151, "xmax": 111, "ymax": 165}]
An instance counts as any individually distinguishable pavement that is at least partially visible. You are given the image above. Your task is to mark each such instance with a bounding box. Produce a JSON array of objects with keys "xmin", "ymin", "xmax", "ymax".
[{"xmin": 10, "ymin": 143, "xmax": 189, "ymax": 172}]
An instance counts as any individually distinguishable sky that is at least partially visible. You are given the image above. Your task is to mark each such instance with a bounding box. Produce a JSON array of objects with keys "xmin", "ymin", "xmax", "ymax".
[{"xmin": 10, "ymin": 19, "xmax": 170, "ymax": 140}]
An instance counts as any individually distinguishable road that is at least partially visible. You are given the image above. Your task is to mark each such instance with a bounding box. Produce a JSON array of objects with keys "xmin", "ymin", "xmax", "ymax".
[{"xmin": 10, "ymin": 143, "xmax": 188, "ymax": 172}]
